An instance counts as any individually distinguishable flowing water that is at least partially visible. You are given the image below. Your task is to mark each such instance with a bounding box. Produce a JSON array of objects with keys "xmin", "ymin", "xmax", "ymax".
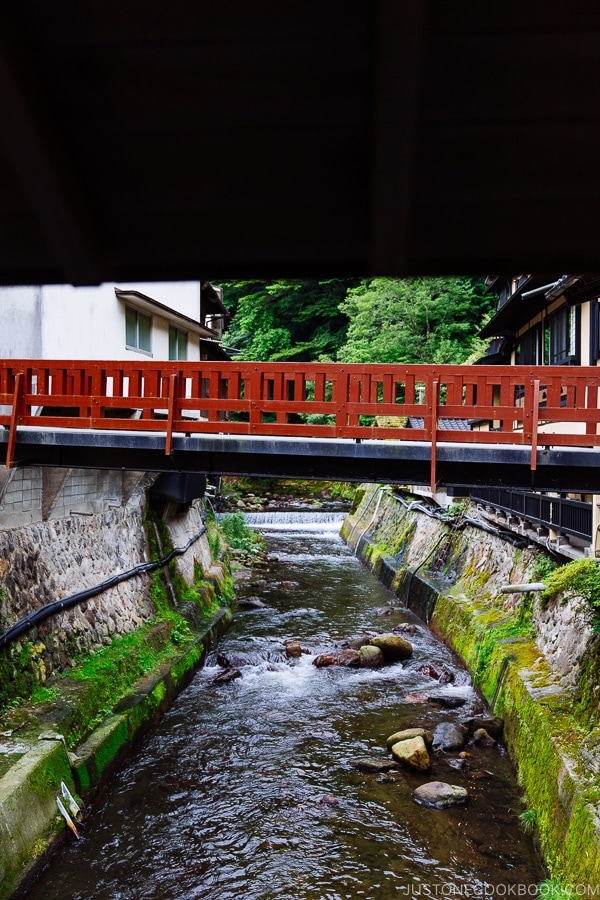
[{"xmin": 23, "ymin": 511, "xmax": 544, "ymax": 899}]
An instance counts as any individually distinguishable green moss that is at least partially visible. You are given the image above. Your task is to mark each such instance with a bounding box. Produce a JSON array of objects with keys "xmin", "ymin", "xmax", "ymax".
[
  {"xmin": 541, "ymin": 557, "xmax": 600, "ymax": 631},
  {"xmin": 431, "ymin": 588, "xmax": 600, "ymax": 885},
  {"xmin": 574, "ymin": 635, "xmax": 600, "ymax": 728}
]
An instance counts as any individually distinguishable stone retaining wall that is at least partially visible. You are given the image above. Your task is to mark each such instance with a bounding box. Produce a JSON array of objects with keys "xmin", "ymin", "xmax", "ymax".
[
  {"xmin": 0, "ymin": 467, "xmax": 214, "ymax": 690},
  {"xmin": 343, "ymin": 484, "xmax": 600, "ymax": 886}
]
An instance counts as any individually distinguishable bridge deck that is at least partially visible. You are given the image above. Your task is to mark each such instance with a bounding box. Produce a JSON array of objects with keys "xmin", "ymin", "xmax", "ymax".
[{"xmin": 2, "ymin": 360, "xmax": 600, "ymax": 491}]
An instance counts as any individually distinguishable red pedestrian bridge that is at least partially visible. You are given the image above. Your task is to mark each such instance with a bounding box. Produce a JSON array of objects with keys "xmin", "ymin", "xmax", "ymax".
[{"xmin": 2, "ymin": 359, "xmax": 600, "ymax": 493}]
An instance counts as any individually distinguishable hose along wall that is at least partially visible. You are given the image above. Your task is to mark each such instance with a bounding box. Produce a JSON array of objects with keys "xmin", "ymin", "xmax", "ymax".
[{"xmin": 0, "ymin": 524, "xmax": 207, "ymax": 653}]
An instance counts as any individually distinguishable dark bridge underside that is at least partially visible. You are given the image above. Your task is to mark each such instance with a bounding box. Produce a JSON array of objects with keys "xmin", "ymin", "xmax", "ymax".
[{"xmin": 2, "ymin": 430, "xmax": 600, "ymax": 494}]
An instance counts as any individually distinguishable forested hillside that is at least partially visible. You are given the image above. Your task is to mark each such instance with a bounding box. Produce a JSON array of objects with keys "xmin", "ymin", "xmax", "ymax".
[{"xmin": 221, "ymin": 276, "xmax": 494, "ymax": 365}]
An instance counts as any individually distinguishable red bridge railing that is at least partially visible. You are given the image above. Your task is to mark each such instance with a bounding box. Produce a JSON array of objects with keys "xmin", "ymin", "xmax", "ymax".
[{"xmin": 2, "ymin": 360, "xmax": 600, "ymax": 485}]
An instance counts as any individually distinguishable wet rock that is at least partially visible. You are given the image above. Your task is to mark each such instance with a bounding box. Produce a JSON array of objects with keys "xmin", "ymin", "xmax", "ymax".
[
  {"xmin": 386, "ymin": 727, "xmax": 433, "ymax": 750},
  {"xmin": 284, "ymin": 640, "xmax": 303, "ymax": 658},
  {"xmin": 413, "ymin": 781, "xmax": 469, "ymax": 808},
  {"xmin": 344, "ymin": 635, "xmax": 376, "ymax": 650},
  {"xmin": 312, "ymin": 649, "xmax": 360, "ymax": 668},
  {"xmin": 370, "ymin": 634, "xmax": 413, "ymax": 661},
  {"xmin": 445, "ymin": 757, "xmax": 466, "ymax": 771},
  {"xmin": 416, "ymin": 663, "xmax": 454, "ymax": 684},
  {"xmin": 432, "ymin": 722, "xmax": 468, "ymax": 752},
  {"xmin": 278, "ymin": 581, "xmax": 299, "ymax": 589},
  {"xmin": 393, "ymin": 623, "xmax": 418, "ymax": 635},
  {"xmin": 237, "ymin": 596, "xmax": 268, "ymax": 609},
  {"xmin": 216, "ymin": 652, "xmax": 249, "ymax": 668},
  {"xmin": 358, "ymin": 645, "xmax": 385, "ymax": 668},
  {"xmin": 313, "ymin": 653, "xmax": 337, "ymax": 668},
  {"xmin": 318, "ymin": 795, "xmax": 340, "ymax": 807},
  {"xmin": 390, "ymin": 735, "xmax": 431, "ymax": 771},
  {"xmin": 209, "ymin": 667, "xmax": 242, "ymax": 685},
  {"xmin": 472, "ymin": 728, "xmax": 496, "ymax": 747},
  {"xmin": 350, "ymin": 757, "xmax": 399, "ymax": 773},
  {"xmin": 376, "ymin": 606, "xmax": 396, "ymax": 616},
  {"xmin": 461, "ymin": 715, "xmax": 504, "ymax": 741},
  {"xmin": 403, "ymin": 692, "xmax": 430, "ymax": 704},
  {"xmin": 427, "ymin": 694, "xmax": 466, "ymax": 709}
]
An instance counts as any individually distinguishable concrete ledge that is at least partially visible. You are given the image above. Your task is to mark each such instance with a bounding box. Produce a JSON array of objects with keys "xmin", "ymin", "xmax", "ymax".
[
  {"xmin": 0, "ymin": 740, "xmax": 74, "ymax": 897},
  {"xmin": 0, "ymin": 606, "xmax": 232, "ymax": 898}
]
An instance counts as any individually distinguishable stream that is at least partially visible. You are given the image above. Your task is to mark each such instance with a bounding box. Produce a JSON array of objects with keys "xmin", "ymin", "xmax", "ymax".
[{"xmin": 23, "ymin": 510, "xmax": 544, "ymax": 898}]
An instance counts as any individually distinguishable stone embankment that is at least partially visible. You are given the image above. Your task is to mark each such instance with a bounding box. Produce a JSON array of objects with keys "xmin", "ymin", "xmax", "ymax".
[
  {"xmin": 342, "ymin": 484, "xmax": 600, "ymax": 888},
  {"xmin": 0, "ymin": 469, "xmax": 234, "ymax": 898}
]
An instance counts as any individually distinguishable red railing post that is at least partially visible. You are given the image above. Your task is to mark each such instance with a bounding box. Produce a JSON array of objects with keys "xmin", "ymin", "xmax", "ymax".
[
  {"xmin": 165, "ymin": 373, "xmax": 179, "ymax": 456},
  {"xmin": 5, "ymin": 371, "xmax": 24, "ymax": 469},
  {"xmin": 530, "ymin": 378, "xmax": 540, "ymax": 471},
  {"xmin": 428, "ymin": 377, "xmax": 439, "ymax": 492}
]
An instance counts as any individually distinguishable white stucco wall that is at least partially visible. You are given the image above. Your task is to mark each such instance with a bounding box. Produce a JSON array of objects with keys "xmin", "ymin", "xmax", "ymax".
[
  {"xmin": 0, "ymin": 286, "xmax": 43, "ymax": 358},
  {"xmin": 0, "ymin": 282, "xmax": 204, "ymax": 361}
]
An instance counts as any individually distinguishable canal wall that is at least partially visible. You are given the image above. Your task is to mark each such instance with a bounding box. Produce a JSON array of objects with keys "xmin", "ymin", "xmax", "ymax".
[
  {"xmin": 342, "ymin": 484, "xmax": 600, "ymax": 888},
  {"xmin": 0, "ymin": 466, "xmax": 235, "ymax": 898},
  {"xmin": 0, "ymin": 467, "xmax": 225, "ymax": 703}
]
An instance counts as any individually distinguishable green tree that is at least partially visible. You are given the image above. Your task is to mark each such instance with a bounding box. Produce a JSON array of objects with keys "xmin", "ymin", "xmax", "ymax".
[
  {"xmin": 336, "ymin": 276, "xmax": 493, "ymax": 364},
  {"xmin": 221, "ymin": 279, "xmax": 356, "ymax": 361}
]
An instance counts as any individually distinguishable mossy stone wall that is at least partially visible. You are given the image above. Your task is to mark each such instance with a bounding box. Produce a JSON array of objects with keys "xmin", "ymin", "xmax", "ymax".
[{"xmin": 343, "ymin": 484, "xmax": 600, "ymax": 887}]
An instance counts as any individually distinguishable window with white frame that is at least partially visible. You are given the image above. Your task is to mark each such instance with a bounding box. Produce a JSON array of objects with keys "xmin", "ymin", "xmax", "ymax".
[
  {"xmin": 169, "ymin": 325, "xmax": 188, "ymax": 360},
  {"xmin": 125, "ymin": 307, "xmax": 152, "ymax": 353}
]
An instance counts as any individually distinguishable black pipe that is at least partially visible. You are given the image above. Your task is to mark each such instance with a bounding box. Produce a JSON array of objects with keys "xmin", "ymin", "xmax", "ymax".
[{"xmin": 0, "ymin": 526, "xmax": 207, "ymax": 653}]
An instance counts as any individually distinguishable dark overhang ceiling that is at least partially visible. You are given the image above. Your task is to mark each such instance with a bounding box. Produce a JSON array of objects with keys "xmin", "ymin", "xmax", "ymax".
[{"xmin": 1, "ymin": 1, "xmax": 600, "ymax": 286}]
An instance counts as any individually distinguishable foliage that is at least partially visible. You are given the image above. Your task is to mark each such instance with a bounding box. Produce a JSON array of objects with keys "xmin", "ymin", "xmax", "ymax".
[
  {"xmin": 221, "ymin": 276, "xmax": 494, "ymax": 366},
  {"xmin": 220, "ymin": 512, "xmax": 264, "ymax": 555},
  {"xmin": 540, "ymin": 557, "xmax": 600, "ymax": 630},
  {"xmin": 221, "ymin": 279, "xmax": 355, "ymax": 361},
  {"xmin": 531, "ymin": 553, "xmax": 558, "ymax": 584},
  {"xmin": 536, "ymin": 880, "xmax": 572, "ymax": 900},
  {"xmin": 518, "ymin": 808, "xmax": 538, "ymax": 833},
  {"xmin": 337, "ymin": 276, "xmax": 493, "ymax": 364}
]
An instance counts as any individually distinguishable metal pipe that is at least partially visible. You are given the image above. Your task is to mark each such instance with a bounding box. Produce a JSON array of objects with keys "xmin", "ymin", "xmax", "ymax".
[{"xmin": 0, "ymin": 524, "xmax": 207, "ymax": 652}]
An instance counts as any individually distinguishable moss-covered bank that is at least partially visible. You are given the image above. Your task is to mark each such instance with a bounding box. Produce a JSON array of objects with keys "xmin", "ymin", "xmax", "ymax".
[
  {"xmin": 0, "ymin": 498, "xmax": 240, "ymax": 898},
  {"xmin": 343, "ymin": 485, "xmax": 600, "ymax": 888}
]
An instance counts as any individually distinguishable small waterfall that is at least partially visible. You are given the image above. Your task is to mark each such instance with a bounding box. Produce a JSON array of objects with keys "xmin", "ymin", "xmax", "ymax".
[{"xmin": 242, "ymin": 511, "xmax": 345, "ymax": 526}]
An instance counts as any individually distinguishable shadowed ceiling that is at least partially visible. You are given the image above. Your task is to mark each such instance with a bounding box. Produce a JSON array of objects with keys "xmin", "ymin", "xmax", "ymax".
[{"xmin": 1, "ymin": 1, "xmax": 600, "ymax": 286}]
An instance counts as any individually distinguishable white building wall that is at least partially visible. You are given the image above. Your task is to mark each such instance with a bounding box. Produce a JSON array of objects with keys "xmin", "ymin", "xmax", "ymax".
[
  {"xmin": 0, "ymin": 282, "xmax": 204, "ymax": 361},
  {"xmin": 0, "ymin": 286, "xmax": 43, "ymax": 358}
]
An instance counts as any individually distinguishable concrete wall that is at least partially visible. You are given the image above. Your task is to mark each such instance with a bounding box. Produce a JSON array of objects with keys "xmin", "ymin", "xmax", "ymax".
[{"xmin": 0, "ymin": 466, "xmax": 145, "ymax": 527}]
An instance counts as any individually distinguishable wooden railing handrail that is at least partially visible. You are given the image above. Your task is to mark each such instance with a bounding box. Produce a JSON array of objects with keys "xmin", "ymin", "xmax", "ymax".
[{"xmin": 2, "ymin": 360, "xmax": 600, "ymax": 489}]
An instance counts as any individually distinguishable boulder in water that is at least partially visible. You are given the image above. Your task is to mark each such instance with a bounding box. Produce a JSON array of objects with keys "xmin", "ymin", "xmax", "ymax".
[
  {"xmin": 390, "ymin": 735, "xmax": 431, "ymax": 771},
  {"xmin": 312, "ymin": 649, "xmax": 360, "ymax": 668},
  {"xmin": 358, "ymin": 645, "xmax": 385, "ymax": 668},
  {"xmin": 370, "ymin": 634, "xmax": 413, "ymax": 661},
  {"xmin": 209, "ymin": 667, "xmax": 242, "ymax": 685},
  {"xmin": 344, "ymin": 635, "xmax": 376, "ymax": 650},
  {"xmin": 284, "ymin": 640, "xmax": 303, "ymax": 658},
  {"xmin": 350, "ymin": 757, "xmax": 399, "ymax": 773},
  {"xmin": 393, "ymin": 623, "xmax": 418, "ymax": 635},
  {"xmin": 237, "ymin": 596, "xmax": 268, "ymax": 610},
  {"xmin": 461, "ymin": 715, "xmax": 504, "ymax": 741},
  {"xmin": 413, "ymin": 781, "xmax": 469, "ymax": 808},
  {"xmin": 428, "ymin": 694, "xmax": 466, "ymax": 709},
  {"xmin": 386, "ymin": 727, "xmax": 433, "ymax": 750},
  {"xmin": 313, "ymin": 653, "xmax": 337, "ymax": 668},
  {"xmin": 432, "ymin": 722, "xmax": 468, "ymax": 752},
  {"xmin": 416, "ymin": 663, "xmax": 454, "ymax": 683},
  {"xmin": 471, "ymin": 727, "xmax": 497, "ymax": 747}
]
